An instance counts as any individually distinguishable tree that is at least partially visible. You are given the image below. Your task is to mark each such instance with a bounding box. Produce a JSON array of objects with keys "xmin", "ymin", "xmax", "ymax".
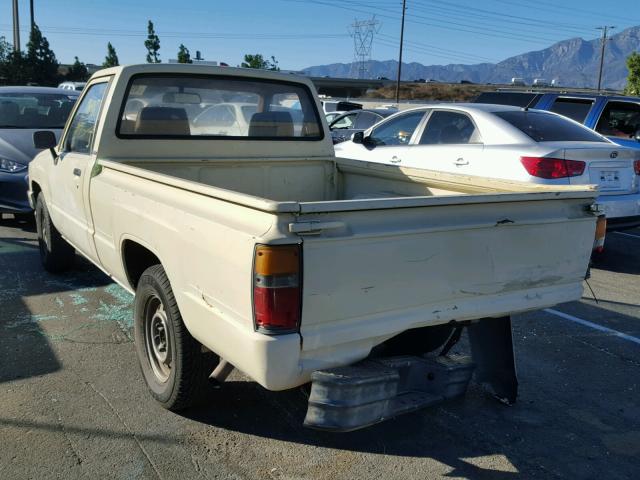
[
  {"xmin": 623, "ymin": 51, "xmax": 640, "ymax": 96},
  {"xmin": 25, "ymin": 25, "xmax": 59, "ymax": 85},
  {"xmin": 177, "ymin": 44, "xmax": 192, "ymax": 64},
  {"xmin": 66, "ymin": 56, "xmax": 88, "ymax": 81},
  {"xmin": 240, "ymin": 53, "xmax": 279, "ymax": 71},
  {"xmin": 103, "ymin": 42, "xmax": 119, "ymax": 68},
  {"xmin": 144, "ymin": 20, "xmax": 161, "ymax": 63}
]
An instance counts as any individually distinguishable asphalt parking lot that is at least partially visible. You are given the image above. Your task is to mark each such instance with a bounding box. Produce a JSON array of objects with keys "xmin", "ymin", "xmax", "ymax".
[{"xmin": 1, "ymin": 215, "xmax": 639, "ymax": 480}]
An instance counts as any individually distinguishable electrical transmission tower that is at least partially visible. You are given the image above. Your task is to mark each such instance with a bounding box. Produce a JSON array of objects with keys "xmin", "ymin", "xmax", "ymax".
[{"xmin": 349, "ymin": 17, "xmax": 380, "ymax": 79}]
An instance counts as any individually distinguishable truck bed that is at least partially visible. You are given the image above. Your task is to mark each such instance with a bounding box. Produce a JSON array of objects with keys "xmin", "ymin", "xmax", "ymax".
[
  {"xmin": 106, "ymin": 156, "xmax": 596, "ymax": 211},
  {"xmin": 91, "ymin": 157, "xmax": 598, "ymax": 389}
]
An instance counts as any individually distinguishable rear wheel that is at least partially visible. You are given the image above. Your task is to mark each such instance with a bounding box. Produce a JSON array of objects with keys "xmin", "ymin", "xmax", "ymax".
[
  {"xmin": 35, "ymin": 195, "xmax": 75, "ymax": 273},
  {"xmin": 134, "ymin": 264, "xmax": 217, "ymax": 411}
]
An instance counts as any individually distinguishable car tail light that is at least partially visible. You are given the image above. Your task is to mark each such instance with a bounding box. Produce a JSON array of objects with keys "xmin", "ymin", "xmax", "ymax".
[
  {"xmin": 634, "ymin": 160, "xmax": 640, "ymax": 175},
  {"xmin": 253, "ymin": 244, "xmax": 301, "ymax": 334},
  {"xmin": 520, "ymin": 157, "xmax": 586, "ymax": 179}
]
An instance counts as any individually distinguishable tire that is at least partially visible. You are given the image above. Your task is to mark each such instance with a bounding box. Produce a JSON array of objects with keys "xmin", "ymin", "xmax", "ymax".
[
  {"xmin": 35, "ymin": 194, "xmax": 75, "ymax": 273},
  {"xmin": 134, "ymin": 264, "xmax": 217, "ymax": 411}
]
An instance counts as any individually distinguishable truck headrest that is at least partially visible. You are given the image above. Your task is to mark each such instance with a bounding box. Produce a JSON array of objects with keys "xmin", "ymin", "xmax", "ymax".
[
  {"xmin": 134, "ymin": 106, "xmax": 190, "ymax": 136},
  {"xmin": 249, "ymin": 111, "xmax": 294, "ymax": 137}
]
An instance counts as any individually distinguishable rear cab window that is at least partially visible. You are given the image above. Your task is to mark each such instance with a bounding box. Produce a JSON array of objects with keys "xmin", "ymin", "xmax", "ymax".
[
  {"xmin": 117, "ymin": 75, "xmax": 323, "ymax": 140},
  {"xmin": 596, "ymin": 100, "xmax": 640, "ymax": 139},
  {"xmin": 495, "ymin": 110, "xmax": 608, "ymax": 142},
  {"xmin": 549, "ymin": 97, "xmax": 594, "ymax": 123}
]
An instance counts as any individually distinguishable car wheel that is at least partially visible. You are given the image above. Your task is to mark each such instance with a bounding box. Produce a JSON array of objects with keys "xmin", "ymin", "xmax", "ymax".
[
  {"xmin": 134, "ymin": 264, "xmax": 217, "ymax": 411},
  {"xmin": 35, "ymin": 194, "xmax": 75, "ymax": 273}
]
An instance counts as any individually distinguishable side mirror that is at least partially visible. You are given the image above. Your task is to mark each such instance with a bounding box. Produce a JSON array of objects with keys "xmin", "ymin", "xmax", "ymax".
[
  {"xmin": 634, "ymin": 129, "xmax": 640, "ymax": 142},
  {"xmin": 33, "ymin": 131, "xmax": 58, "ymax": 161},
  {"xmin": 352, "ymin": 131, "xmax": 364, "ymax": 144},
  {"xmin": 33, "ymin": 130, "xmax": 57, "ymax": 150}
]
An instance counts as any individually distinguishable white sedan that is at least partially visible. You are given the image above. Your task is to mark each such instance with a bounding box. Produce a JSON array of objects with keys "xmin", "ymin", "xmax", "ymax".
[{"xmin": 335, "ymin": 104, "xmax": 640, "ymax": 230}]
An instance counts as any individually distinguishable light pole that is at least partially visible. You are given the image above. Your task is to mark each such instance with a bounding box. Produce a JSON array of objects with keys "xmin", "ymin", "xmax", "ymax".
[
  {"xmin": 12, "ymin": 0, "xmax": 21, "ymax": 52},
  {"xmin": 30, "ymin": 0, "xmax": 35, "ymax": 35},
  {"xmin": 596, "ymin": 26, "xmax": 615, "ymax": 92},
  {"xmin": 395, "ymin": 0, "xmax": 407, "ymax": 104}
]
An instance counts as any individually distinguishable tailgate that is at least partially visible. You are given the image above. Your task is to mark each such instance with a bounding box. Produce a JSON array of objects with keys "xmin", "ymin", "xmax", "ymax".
[{"xmin": 294, "ymin": 193, "xmax": 596, "ymax": 352}]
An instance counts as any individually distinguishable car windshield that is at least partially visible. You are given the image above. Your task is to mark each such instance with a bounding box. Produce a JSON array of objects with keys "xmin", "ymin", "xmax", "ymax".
[
  {"xmin": 0, "ymin": 92, "xmax": 77, "ymax": 129},
  {"xmin": 494, "ymin": 110, "xmax": 608, "ymax": 142},
  {"xmin": 118, "ymin": 75, "xmax": 322, "ymax": 139}
]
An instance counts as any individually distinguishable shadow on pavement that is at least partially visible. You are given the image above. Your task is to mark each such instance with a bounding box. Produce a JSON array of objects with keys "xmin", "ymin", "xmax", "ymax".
[
  {"xmin": 0, "ymin": 214, "xmax": 36, "ymax": 233},
  {"xmin": 0, "ymin": 234, "xmax": 111, "ymax": 384},
  {"xmin": 592, "ymin": 230, "xmax": 640, "ymax": 275}
]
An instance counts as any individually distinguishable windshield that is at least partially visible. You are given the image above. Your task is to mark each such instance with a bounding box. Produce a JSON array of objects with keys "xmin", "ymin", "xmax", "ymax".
[
  {"xmin": 118, "ymin": 75, "xmax": 323, "ymax": 140},
  {"xmin": 0, "ymin": 92, "xmax": 77, "ymax": 129},
  {"xmin": 495, "ymin": 110, "xmax": 608, "ymax": 143}
]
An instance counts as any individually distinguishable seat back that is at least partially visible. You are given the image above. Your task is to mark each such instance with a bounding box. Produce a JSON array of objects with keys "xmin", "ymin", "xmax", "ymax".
[
  {"xmin": 248, "ymin": 111, "xmax": 294, "ymax": 137},
  {"xmin": 134, "ymin": 106, "xmax": 190, "ymax": 136}
]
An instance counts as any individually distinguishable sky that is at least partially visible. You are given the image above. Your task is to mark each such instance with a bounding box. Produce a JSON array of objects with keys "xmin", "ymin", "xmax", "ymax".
[{"xmin": 1, "ymin": 0, "xmax": 640, "ymax": 70}]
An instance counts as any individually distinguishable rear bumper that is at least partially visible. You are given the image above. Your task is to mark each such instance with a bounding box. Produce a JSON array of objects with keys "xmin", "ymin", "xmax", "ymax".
[
  {"xmin": 0, "ymin": 171, "xmax": 31, "ymax": 213},
  {"xmin": 201, "ymin": 281, "xmax": 584, "ymax": 392},
  {"xmin": 597, "ymin": 192, "xmax": 640, "ymax": 229}
]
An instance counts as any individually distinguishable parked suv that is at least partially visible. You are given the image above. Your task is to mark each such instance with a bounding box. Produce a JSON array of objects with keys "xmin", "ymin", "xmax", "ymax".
[{"xmin": 474, "ymin": 91, "xmax": 640, "ymax": 150}]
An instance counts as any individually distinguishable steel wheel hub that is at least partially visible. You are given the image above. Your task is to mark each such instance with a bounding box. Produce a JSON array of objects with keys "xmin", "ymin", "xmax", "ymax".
[{"xmin": 144, "ymin": 296, "xmax": 172, "ymax": 383}]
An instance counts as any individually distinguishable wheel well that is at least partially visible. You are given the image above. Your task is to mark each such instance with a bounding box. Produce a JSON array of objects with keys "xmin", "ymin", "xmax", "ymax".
[
  {"xmin": 31, "ymin": 181, "xmax": 42, "ymax": 199},
  {"xmin": 122, "ymin": 240, "xmax": 161, "ymax": 290}
]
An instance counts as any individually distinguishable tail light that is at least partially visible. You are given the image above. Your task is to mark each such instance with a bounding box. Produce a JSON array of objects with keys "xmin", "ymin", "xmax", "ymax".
[
  {"xmin": 253, "ymin": 244, "xmax": 301, "ymax": 334},
  {"xmin": 520, "ymin": 156, "xmax": 585, "ymax": 179},
  {"xmin": 634, "ymin": 160, "xmax": 640, "ymax": 175},
  {"xmin": 593, "ymin": 215, "xmax": 607, "ymax": 253}
]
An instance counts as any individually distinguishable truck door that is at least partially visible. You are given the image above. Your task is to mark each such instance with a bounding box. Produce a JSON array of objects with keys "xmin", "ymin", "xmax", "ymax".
[{"xmin": 49, "ymin": 79, "xmax": 110, "ymax": 262}]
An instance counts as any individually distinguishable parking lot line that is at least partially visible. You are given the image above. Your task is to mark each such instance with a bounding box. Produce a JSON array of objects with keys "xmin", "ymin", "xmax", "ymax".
[
  {"xmin": 544, "ymin": 308, "xmax": 640, "ymax": 345},
  {"xmin": 613, "ymin": 231, "xmax": 640, "ymax": 240}
]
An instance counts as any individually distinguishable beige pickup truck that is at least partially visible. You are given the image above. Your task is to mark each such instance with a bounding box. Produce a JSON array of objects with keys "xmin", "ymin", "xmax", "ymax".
[{"xmin": 28, "ymin": 64, "xmax": 598, "ymax": 431}]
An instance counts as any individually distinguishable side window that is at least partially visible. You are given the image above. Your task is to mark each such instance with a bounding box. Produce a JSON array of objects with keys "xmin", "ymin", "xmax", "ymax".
[
  {"xmin": 354, "ymin": 112, "xmax": 382, "ymax": 130},
  {"xmin": 596, "ymin": 101, "xmax": 640, "ymax": 139},
  {"xmin": 331, "ymin": 113, "xmax": 357, "ymax": 130},
  {"xmin": 419, "ymin": 111, "xmax": 481, "ymax": 145},
  {"xmin": 549, "ymin": 98, "xmax": 594, "ymax": 123},
  {"xmin": 65, "ymin": 82, "xmax": 109, "ymax": 154},
  {"xmin": 369, "ymin": 111, "xmax": 425, "ymax": 146}
]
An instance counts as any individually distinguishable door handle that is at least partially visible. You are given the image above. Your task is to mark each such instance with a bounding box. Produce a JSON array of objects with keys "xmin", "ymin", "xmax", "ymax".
[
  {"xmin": 73, "ymin": 168, "xmax": 82, "ymax": 177},
  {"xmin": 390, "ymin": 156, "xmax": 402, "ymax": 163},
  {"xmin": 454, "ymin": 158, "xmax": 469, "ymax": 166}
]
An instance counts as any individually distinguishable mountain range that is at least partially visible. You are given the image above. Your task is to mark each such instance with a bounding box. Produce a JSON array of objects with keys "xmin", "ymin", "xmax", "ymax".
[{"xmin": 302, "ymin": 26, "xmax": 640, "ymax": 90}]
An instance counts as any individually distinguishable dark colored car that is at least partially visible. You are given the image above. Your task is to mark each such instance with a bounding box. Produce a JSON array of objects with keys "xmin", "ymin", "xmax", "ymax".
[
  {"xmin": 329, "ymin": 108, "xmax": 397, "ymax": 144},
  {"xmin": 474, "ymin": 91, "xmax": 640, "ymax": 150},
  {"xmin": 0, "ymin": 86, "xmax": 79, "ymax": 217}
]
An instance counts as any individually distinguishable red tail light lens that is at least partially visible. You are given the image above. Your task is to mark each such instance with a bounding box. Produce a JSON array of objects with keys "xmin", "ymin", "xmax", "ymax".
[
  {"xmin": 253, "ymin": 244, "xmax": 301, "ymax": 334},
  {"xmin": 634, "ymin": 160, "xmax": 640, "ymax": 175},
  {"xmin": 520, "ymin": 156, "xmax": 586, "ymax": 179}
]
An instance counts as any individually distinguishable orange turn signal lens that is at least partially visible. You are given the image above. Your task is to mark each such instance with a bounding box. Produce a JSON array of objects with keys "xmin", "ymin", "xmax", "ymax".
[{"xmin": 254, "ymin": 245, "xmax": 300, "ymax": 276}]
